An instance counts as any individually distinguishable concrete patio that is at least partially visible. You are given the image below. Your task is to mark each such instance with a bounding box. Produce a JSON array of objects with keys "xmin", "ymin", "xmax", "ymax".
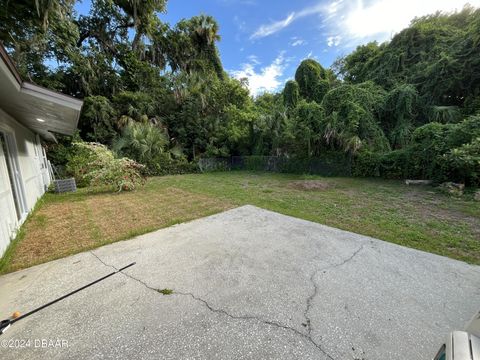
[{"xmin": 0, "ymin": 205, "xmax": 479, "ymax": 359}]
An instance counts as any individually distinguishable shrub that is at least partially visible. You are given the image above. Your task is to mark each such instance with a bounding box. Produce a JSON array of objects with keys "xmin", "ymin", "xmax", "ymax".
[
  {"xmin": 66, "ymin": 142, "xmax": 145, "ymax": 191},
  {"xmin": 352, "ymin": 115, "xmax": 480, "ymax": 184},
  {"xmin": 89, "ymin": 157, "xmax": 146, "ymax": 191},
  {"xmin": 354, "ymin": 149, "xmax": 417, "ymax": 179},
  {"xmin": 66, "ymin": 142, "xmax": 103, "ymax": 187},
  {"xmin": 148, "ymin": 158, "xmax": 199, "ymax": 176},
  {"xmin": 378, "ymin": 150, "xmax": 409, "ymax": 179},
  {"xmin": 352, "ymin": 151, "xmax": 381, "ymax": 177},
  {"xmin": 45, "ymin": 133, "xmax": 81, "ymax": 167},
  {"xmin": 442, "ymin": 137, "xmax": 480, "ymax": 186},
  {"xmin": 404, "ymin": 115, "xmax": 480, "ymax": 182}
]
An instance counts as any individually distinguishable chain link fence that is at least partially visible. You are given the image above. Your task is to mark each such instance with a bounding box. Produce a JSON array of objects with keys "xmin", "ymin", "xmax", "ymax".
[{"xmin": 198, "ymin": 155, "xmax": 352, "ymax": 176}]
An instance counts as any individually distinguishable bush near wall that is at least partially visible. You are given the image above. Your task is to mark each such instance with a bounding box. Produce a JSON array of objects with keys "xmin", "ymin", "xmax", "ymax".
[
  {"xmin": 66, "ymin": 142, "xmax": 145, "ymax": 191},
  {"xmin": 353, "ymin": 148, "xmax": 480, "ymax": 186},
  {"xmin": 45, "ymin": 133, "xmax": 82, "ymax": 167}
]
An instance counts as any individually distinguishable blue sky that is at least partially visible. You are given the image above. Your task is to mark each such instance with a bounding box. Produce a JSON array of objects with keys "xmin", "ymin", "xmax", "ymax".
[{"xmin": 75, "ymin": 0, "xmax": 478, "ymax": 96}]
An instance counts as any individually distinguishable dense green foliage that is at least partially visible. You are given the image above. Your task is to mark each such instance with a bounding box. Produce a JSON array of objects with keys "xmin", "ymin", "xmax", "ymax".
[
  {"xmin": 353, "ymin": 115, "xmax": 480, "ymax": 183},
  {"xmin": 283, "ymin": 80, "xmax": 299, "ymax": 109},
  {"xmin": 112, "ymin": 121, "xmax": 196, "ymax": 175},
  {"xmin": 294, "ymin": 59, "xmax": 335, "ymax": 104},
  {"xmin": 286, "ymin": 5, "xmax": 479, "ymax": 185},
  {"xmin": 2, "ymin": 2, "xmax": 479, "ymax": 185}
]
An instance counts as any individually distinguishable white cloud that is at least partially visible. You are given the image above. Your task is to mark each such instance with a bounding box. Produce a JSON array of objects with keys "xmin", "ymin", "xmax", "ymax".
[
  {"xmin": 231, "ymin": 53, "xmax": 286, "ymax": 96},
  {"xmin": 327, "ymin": 35, "xmax": 342, "ymax": 47},
  {"xmin": 336, "ymin": 0, "xmax": 480, "ymax": 43},
  {"xmin": 290, "ymin": 38, "xmax": 306, "ymax": 46},
  {"xmin": 250, "ymin": 13, "xmax": 295, "ymax": 39},
  {"xmin": 247, "ymin": 54, "xmax": 261, "ymax": 65},
  {"xmin": 325, "ymin": 0, "xmax": 344, "ymax": 18},
  {"xmin": 250, "ymin": 3, "xmax": 325, "ymax": 39},
  {"xmin": 250, "ymin": 0, "xmax": 480, "ymax": 47}
]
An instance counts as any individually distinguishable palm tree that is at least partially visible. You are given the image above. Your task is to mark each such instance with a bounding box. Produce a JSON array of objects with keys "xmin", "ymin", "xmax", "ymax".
[
  {"xmin": 189, "ymin": 15, "xmax": 224, "ymax": 78},
  {"xmin": 113, "ymin": 122, "xmax": 169, "ymax": 165},
  {"xmin": 429, "ymin": 105, "xmax": 461, "ymax": 123},
  {"xmin": 191, "ymin": 15, "xmax": 220, "ymax": 46}
]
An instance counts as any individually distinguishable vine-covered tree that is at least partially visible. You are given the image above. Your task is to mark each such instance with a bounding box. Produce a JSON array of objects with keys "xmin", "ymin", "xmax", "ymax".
[
  {"xmin": 283, "ymin": 80, "xmax": 300, "ymax": 109},
  {"xmin": 321, "ymin": 82, "xmax": 390, "ymax": 154},
  {"xmin": 294, "ymin": 59, "xmax": 330, "ymax": 103},
  {"xmin": 382, "ymin": 84, "xmax": 419, "ymax": 148}
]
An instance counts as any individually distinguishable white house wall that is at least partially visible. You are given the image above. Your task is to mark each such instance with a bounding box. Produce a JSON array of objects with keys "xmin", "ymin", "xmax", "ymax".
[
  {"xmin": 0, "ymin": 133, "xmax": 17, "ymax": 256},
  {"xmin": 0, "ymin": 107, "xmax": 48, "ymax": 255}
]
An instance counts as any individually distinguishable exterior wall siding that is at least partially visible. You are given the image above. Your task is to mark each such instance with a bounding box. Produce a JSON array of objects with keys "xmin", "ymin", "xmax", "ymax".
[{"xmin": 0, "ymin": 107, "xmax": 49, "ymax": 255}]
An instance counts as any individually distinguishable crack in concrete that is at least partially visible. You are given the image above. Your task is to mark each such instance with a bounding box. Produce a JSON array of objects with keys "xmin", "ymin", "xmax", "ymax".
[
  {"xmin": 90, "ymin": 251, "xmax": 118, "ymax": 271},
  {"xmin": 303, "ymin": 269, "xmax": 317, "ymax": 336},
  {"xmin": 89, "ymin": 251, "xmax": 161, "ymax": 293},
  {"xmin": 89, "ymin": 250, "xmax": 349, "ymax": 360},
  {"xmin": 129, "ymin": 272, "xmax": 335, "ymax": 359},
  {"xmin": 326, "ymin": 244, "xmax": 365, "ymax": 271},
  {"xmin": 303, "ymin": 244, "xmax": 365, "ymax": 336},
  {"xmin": 174, "ymin": 290, "xmax": 335, "ymax": 360}
]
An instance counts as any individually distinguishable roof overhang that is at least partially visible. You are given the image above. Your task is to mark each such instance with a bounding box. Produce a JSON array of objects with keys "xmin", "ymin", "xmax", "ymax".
[{"xmin": 0, "ymin": 43, "xmax": 83, "ymax": 142}]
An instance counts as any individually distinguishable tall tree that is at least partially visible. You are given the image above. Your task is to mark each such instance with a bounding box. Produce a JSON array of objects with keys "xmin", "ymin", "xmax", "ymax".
[
  {"xmin": 0, "ymin": 0, "xmax": 79, "ymax": 84},
  {"xmin": 283, "ymin": 80, "xmax": 299, "ymax": 109},
  {"xmin": 294, "ymin": 59, "xmax": 330, "ymax": 103}
]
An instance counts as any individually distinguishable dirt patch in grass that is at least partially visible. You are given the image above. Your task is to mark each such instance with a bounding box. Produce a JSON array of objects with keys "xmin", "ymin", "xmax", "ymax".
[
  {"xmin": 287, "ymin": 180, "xmax": 331, "ymax": 191},
  {"xmin": 2, "ymin": 185, "xmax": 232, "ymax": 273},
  {"xmin": 387, "ymin": 187, "xmax": 480, "ymax": 237}
]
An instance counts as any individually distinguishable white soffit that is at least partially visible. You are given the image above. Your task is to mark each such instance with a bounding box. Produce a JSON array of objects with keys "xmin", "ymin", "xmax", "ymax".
[{"xmin": 0, "ymin": 45, "xmax": 83, "ymax": 141}]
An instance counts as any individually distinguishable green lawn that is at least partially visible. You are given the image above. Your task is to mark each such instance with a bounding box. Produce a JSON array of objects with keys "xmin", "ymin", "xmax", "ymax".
[
  {"xmin": 1, "ymin": 171, "xmax": 479, "ymax": 273},
  {"xmin": 154, "ymin": 172, "xmax": 480, "ymax": 264}
]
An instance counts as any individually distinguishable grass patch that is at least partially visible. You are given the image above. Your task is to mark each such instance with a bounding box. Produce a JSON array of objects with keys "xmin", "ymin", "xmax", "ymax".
[
  {"xmin": 0, "ymin": 198, "xmax": 45, "ymax": 273},
  {"xmin": 157, "ymin": 288, "xmax": 173, "ymax": 295},
  {"xmin": 0, "ymin": 184, "xmax": 232, "ymax": 273},
  {"xmin": 152, "ymin": 171, "xmax": 480, "ymax": 264},
  {"xmin": 1, "ymin": 171, "xmax": 479, "ymax": 273}
]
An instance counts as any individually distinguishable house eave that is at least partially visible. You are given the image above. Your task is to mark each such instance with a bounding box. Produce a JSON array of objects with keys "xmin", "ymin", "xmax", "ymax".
[{"xmin": 0, "ymin": 42, "xmax": 83, "ymax": 140}]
